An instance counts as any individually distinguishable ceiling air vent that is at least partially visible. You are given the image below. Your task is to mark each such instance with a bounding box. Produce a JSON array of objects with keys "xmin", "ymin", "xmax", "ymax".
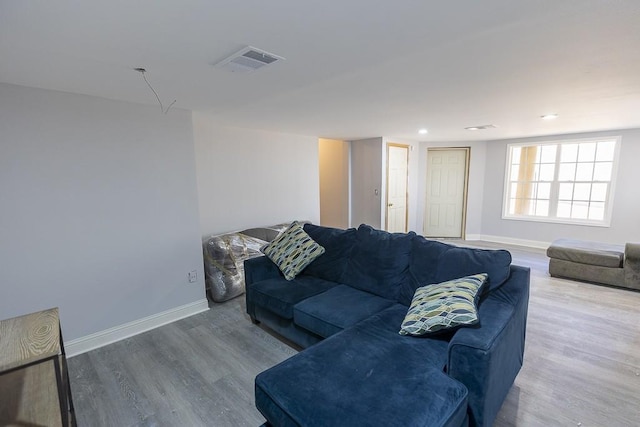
[{"xmin": 215, "ymin": 46, "xmax": 285, "ymax": 73}]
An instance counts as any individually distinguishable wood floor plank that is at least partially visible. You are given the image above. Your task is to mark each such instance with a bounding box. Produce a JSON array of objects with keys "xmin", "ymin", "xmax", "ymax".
[{"xmin": 68, "ymin": 241, "xmax": 640, "ymax": 426}]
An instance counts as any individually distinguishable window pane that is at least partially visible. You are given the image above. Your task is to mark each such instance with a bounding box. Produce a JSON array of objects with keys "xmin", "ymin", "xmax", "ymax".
[
  {"xmin": 576, "ymin": 163, "xmax": 594, "ymax": 181},
  {"xmin": 523, "ymin": 146, "xmax": 537, "ymax": 164},
  {"xmin": 510, "ymin": 165, "xmax": 520, "ymax": 181},
  {"xmin": 558, "ymin": 163, "xmax": 576, "ymax": 181},
  {"xmin": 514, "ymin": 198, "xmax": 530, "ymax": 215},
  {"xmin": 533, "ymin": 164, "xmax": 540, "ymax": 181},
  {"xmin": 589, "ymin": 202, "xmax": 605, "ymax": 220},
  {"xmin": 534, "ymin": 147, "xmax": 541, "ymax": 163},
  {"xmin": 508, "ymin": 199, "xmax": 517, "ymax": 215},
  {"xmin": 578, "ymin": 143, "xmax": 596, "ymax": 162},
  {"xmin": 514, "ymin": 182, "xmax": 533, "ymax": 199},
  {"xmin": 596, "ymin": 141, "xmax": 615, "ymax": 161},
  {"xmin": 539, "ymin": 164, "xmax": 555, "ymax": 181},
  {"xmin": 591, "ymin": 183, "xmax": 607, "ymax": 202},
  {"xmin": 511, "ymin": 146, "xmax": 521, "ymax": 164},
  {"xmin": 557, "ymin": 201, "xmax": 572, "ymax": 218},
  {"xmin": 559, "ymin": 183, "xmax": 574, "ymax": 200},
  {"xmin": 522, "ymin": 161, "xmax": 535, "ymax": 182},
  {"xmin": 538, "ymin": 182, "xmax": 551, "ymax": 199},
  {"xmin": 573, "ymin": 183, "xmax": 591, "ymax": 200},
  {"xmin": 593, "ymin": 162, "xmax": 612, "ymax": 181},
  {"xmin": 561, "ymin": 144, "xmax": 578, "ymax": 162},
  {"xmin": 527, "ymin": 200, "xmax": 537, "ymax": 216},
  {"xmin": 535, "ymin": 200, "xmax": 549, "ymax": 216},
  {"xmin": 510, "ymin": 183, "xmax": 519, "ymax": 198},
  {"xmin": 540, "ymin": 145, "xmax": 557, "ymax": 163},
  {"xmin": 571, "ymin": 201, "xmax": 589, "ymax": 219}
]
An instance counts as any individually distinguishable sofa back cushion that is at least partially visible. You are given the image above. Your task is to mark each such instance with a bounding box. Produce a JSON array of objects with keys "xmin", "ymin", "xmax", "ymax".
[
  {"xmin": 435, "ymin": 247, "xmax": 512, "ymax": 295},
  {"xmin": 303, "ymin": 223, "xmax": 357, "ymax": 283},
  {"xmin": 400, "ymin": 236, "xmax": 453, "ymax": 306},
  {"xmin": 341, "ymin": 224, "xmax": 414, "ymax": 300},
  {"xmin": 404, "ymin": 236, "xmax": 512, "ymax": 304}
]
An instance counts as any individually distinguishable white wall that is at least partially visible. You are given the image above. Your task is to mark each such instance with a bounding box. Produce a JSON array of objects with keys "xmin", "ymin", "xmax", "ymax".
[
  {"xmin": 318, "ymin": 138, "xmax": 349, "ymax": 229},
  {"xmin": 193, "ymin": 112, "xmax": 320, "ymax": 236},
  {"xmin": 416, "ymin": 141, "xmax": 487, "ymax": 237},
  {"xmin": 481, "ymin": 129, "xmax": 640, "ymax": 246},
  {"xmin": 0, "ymin": 83, "xmax": 205, "ymax": 341}
]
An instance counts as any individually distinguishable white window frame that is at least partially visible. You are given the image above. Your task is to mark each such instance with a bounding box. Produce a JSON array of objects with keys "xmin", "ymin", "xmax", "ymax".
[{"xmin": 502, "ymin": 136, "xmax": 621, "ymax": 227}]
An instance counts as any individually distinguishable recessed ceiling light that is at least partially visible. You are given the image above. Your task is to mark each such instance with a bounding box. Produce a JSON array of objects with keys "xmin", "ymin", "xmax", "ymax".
[
  {"xmin": 465, "ymin": 125, "xmax": 496, "ymax": 131},
  {"xmin": 418, "ymin": 128, "xmax": 428, "ymax": 135},
  {"xmin": 541, "ymin": 114, "xmax": 558, "ymax": 120}
]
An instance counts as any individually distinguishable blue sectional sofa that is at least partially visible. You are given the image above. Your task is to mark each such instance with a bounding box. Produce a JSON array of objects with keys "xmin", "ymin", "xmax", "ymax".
[{"xmin": 245, "ymin": 224, "xmax": 530, "ymax": 427}]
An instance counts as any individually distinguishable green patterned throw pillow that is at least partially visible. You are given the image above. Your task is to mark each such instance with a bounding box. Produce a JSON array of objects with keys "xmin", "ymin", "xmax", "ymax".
[
  {"xmin": 399, "ymin": 273, "xmax": 488, "ymax": 336},
  {"xmin": 261, "ymin": 221, "xmax": 325, "ymax": 281}
]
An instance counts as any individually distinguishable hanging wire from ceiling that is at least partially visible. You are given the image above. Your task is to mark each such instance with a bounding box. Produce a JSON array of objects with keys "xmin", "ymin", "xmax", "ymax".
[{"xmin": 134, "ymin": 68, "xmax": 176, "ymax": 114}]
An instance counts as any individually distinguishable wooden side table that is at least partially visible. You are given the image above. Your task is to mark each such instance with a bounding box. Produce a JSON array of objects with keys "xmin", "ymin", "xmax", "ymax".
[{"xmin": 0, "ymin": 307, "xmax": 76, "ymax": 426}]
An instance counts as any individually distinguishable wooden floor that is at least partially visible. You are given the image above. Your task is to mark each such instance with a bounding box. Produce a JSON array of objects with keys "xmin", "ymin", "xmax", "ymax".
[{"xmin": 68, "ymin": 242, "xmax": 640, "ymax": 427}]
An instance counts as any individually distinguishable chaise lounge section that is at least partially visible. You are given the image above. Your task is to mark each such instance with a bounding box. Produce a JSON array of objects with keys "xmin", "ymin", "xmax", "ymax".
[
  {"xmin": 246, "ymin": 223, "xmax": 531, "ymax": 427},
  {"xmin": 547, "ymin": 238, "xmax": 640, "ymax": 291}
]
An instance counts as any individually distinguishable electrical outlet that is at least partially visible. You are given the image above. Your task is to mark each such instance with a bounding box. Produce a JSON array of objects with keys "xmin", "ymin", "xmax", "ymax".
[{"xmin": 188, "ymin": 270, "xmax": 197, "ymax": 283}]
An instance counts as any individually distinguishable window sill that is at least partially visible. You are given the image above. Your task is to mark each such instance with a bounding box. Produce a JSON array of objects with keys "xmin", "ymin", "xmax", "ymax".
[{"xmin": 501, "ymin": 214, "xmax": 611, "ymax": 228}]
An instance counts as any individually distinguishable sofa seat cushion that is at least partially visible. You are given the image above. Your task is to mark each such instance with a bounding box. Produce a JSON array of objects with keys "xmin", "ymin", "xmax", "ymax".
[
  {"xmin": 547, "ymin": 238, "xmax": 624, "ymax": 268},
  {"xmin": 293, "ymin": 285, "xmax": 394, "ymax": 338},
  {"xmin": 249, "ymin": 276, "xmax": 338, "ymax": 319},
  {"xmin": 255, "ymin": 305, "xmax": 467, "ymax": 427}
]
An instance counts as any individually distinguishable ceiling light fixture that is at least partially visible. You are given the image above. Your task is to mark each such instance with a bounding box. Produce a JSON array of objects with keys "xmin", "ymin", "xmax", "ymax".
[
  {"xmin": 418, "ymin": 128, "xmax": 428, "ymax": 135},
  {"xmin": 541, "ymin": 114, "xmax": 558, "ymax": 120},
  {"xmin": 465, "ymin": 124, "xmax": 496, "ymax": 131}
]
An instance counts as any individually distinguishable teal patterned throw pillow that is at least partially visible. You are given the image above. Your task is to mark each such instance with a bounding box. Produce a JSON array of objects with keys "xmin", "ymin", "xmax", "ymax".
[
  {"xmin": 261, "ymin": 222, "xmax": 325, "ymax": 281},
  {"xmin": 399, "ymin": 273, "xmax": 488, "ymax": 336}
]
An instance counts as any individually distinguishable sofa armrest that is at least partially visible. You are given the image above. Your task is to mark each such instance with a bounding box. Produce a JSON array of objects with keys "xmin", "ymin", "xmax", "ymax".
[
  {"xmin": 447, "ymin": 265, "xmax": 530, "ymax": 427},
  {"xmin": 624, "ymin": 243, "xmax": 640, "ymax": 290},
  {"xmin": 244, "ymin": 255, "xmax": 282, "ymax": 285},
  {"xmin": 244, "ymin": 256, "xmax": 282, "ymax": 320}
]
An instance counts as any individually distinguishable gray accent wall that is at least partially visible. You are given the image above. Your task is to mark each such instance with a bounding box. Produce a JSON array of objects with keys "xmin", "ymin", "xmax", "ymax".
[
  {"xmin": 0, "ymin": 83, "xmax": 205, "ymax": 340},
  {"xmin": 193, "ymin": 112, "xmax": 320, "ymax": 236},
  {"xmin": 481, "ymin": 129, "xmax": 640, "ymax": 245},
  {"xmin": 350, "ymin": 137, "xmax": 383, "ymax": 229}
]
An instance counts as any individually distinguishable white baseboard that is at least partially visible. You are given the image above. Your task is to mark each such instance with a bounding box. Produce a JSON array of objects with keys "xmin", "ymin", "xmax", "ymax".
[
  {"xmin": 470, "ymin": 234, "xmax": 550, "ymax": 250},
  {"xmin": 66, "ymin": 299, "xmax": 209, "ymax": 357},
  {"xmin": 465, "ymin": 233, "xmax": 482, "ymax": 241}
]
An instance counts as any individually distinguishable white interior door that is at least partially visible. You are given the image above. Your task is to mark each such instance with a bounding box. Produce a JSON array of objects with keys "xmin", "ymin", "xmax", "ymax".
[
  {"xmin": 424, "ymin": 148, "xmax": 468, "ymax": 238},
  {"xmin": 386, "ymin": 144, "xmax": 409, "ymax": 233}
]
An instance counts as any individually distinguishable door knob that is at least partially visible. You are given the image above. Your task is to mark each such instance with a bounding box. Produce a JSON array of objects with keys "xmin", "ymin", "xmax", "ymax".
[{"xmin": 388, "ymin": 203, "xmax": 394, "ymax": 207}]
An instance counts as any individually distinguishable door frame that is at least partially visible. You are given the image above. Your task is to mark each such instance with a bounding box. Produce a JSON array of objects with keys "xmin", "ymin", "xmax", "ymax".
[
  {"xmin": 385, "ymin": 143, "xmax": 410, "ymax": 233},
  {"xmin": 424, "ymin": 147, "xmax": 470, "ymax": 239}
]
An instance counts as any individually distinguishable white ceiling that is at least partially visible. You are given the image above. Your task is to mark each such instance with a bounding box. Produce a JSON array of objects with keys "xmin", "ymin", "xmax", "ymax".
[{"xmin": 2, "ymin": 1, "xmax": 640, "ymax": 142}]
